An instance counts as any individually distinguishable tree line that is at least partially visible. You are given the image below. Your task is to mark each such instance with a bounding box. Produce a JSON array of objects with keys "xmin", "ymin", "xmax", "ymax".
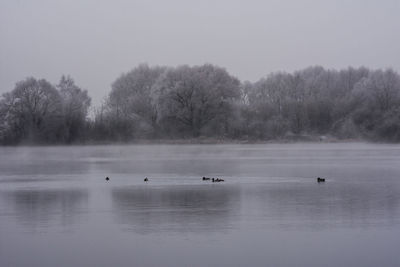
[{"xmin": 1, "ymin": 64, "xmax": 400, "ymax": 144}]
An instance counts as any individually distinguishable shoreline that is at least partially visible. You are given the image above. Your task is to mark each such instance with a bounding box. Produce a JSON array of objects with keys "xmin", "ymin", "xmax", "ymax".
[{"xmin": 1, "ymin": 136, "xmax": 383, "ymax": 147}]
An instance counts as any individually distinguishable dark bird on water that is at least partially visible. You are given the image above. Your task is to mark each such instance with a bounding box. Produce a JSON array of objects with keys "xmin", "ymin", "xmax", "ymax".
[
  {"xmin": 202, "ymin": 177, "xmax": 211, "ymax": 181},
  {"xmin": 105, "ymin": 177, "xmax": 110, "ymax": 181},
  {"xmin": 144, "ymin": 177, "xmax": 148, "ymax": 182},
  {"xmin": 317, "ymin": 177, "xmax": 325, "ymax": 182}
]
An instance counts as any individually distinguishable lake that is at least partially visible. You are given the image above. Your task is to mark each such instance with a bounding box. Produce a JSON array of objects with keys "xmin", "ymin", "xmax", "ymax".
[{"xmin": 1, "ymin": 143, "xmax": 400, "ymax": 267}]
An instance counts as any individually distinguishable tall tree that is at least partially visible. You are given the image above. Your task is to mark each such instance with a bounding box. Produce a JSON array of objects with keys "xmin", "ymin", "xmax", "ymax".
[
  {"xmin": 0, "ymin": 77, "xmax": 62, "ymax": 143},
  {"xmin": 109, "ymin": 64, "xmax": 166, "ymax": 136},
  {"xmin": 351, "ymin": 69, "xmax": 400, "ymax": 140},
  {"xmin": 57, "ymin": 75, "xmax": 91, "ymax": 143},
  {"xmin": 156, "ymin": 64, "xmax": 241, "ymax": 137}
]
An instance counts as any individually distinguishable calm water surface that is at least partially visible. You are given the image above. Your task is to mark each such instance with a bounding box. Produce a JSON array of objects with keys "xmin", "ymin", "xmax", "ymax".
[{"xmin": 1, "ymin": 143, "xmax": 400, "ymax": 267}]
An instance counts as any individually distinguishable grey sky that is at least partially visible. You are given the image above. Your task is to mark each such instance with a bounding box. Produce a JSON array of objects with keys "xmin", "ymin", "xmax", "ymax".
[{"xmin": 1, "ymin": 0, "xmax": 399, "ymax": 106}]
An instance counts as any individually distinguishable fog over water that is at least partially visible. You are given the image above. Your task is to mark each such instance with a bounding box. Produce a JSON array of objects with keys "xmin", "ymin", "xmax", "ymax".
[
  {"xmin": 2, "ymin": 1, "xmax": 400, "ymax": 266},
  {"xmin": 1, "ymin": 143, "xmax": 400, "ymax": 267}
]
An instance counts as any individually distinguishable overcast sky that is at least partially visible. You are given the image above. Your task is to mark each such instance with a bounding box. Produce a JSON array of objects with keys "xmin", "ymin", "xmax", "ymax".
[{"xmin": 1, "ymin": 0, "xmax": 399, "ymax": 106}]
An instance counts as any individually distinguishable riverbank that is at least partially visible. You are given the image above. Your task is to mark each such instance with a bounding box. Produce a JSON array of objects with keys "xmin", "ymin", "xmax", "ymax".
[
  {"xmin": 79, "ymin": 135, "xmax": 364, "ymax": 145},
  {"xmin": 2, "ymin": 134, "xmax": 388, "ymax": 146}
]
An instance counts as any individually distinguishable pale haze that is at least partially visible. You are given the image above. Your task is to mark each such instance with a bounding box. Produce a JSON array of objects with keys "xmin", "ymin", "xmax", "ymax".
[{"xmin": 1, "ymin": 0, "xmax": 399, "ymax": 106}]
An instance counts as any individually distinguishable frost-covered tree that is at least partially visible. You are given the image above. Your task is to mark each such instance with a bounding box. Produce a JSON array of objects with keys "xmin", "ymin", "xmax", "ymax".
[
  {"xmin": 109, "ymin": 64, "xmax": 167, "ymax": 136},
  {"xmin": 57, "ymin": 75, "xmax": 91, "ymax": 143},
  {"xmin": 156, "ymin": 64, "xmax": 241, "ymax": 137},
  {"xmin": 2, "ymin": 65, "xmax": 400, "ymax": 144},
  {"xmin": 0, "ymin": 77, "xmax": 63, "ymax": 143},
  {"xmin": 350, "ymin": 69, "xmax": 400, "ymax": 140}
]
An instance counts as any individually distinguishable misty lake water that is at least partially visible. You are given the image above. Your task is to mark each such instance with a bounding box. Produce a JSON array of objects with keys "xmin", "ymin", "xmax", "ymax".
[{"xmin": 1, "ymin": 143, "xmax": 400, "ymax": 267}]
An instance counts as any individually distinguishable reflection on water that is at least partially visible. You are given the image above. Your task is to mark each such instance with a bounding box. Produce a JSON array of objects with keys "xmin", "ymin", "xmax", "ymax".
[
  {"xmin": 0, "ymin": 188, "xmax": 88, "ymax": 230},
  {"xmin": 1, "ymin": 144, "xmax": 400, "ymax": 267},
  {"xmin": 111, "ymin": 185, "xmax": 241, "ymax": 233},
  {"xmin": 245, "ymin": 182, "xmax": 400, "ymax": 229}
]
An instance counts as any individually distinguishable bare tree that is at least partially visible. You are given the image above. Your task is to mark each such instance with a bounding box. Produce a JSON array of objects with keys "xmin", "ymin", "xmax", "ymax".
[
  {"xmin": 0, "ymin": 77, "xmax": 63, "ymax": 143},
  {"xmin": 156, "ymin": 64, "xmax": 241, "ymax": 137},
  {"xmin": 57, "ymin": 75, "xmax": 91, "ymax": 142},
  {"xmin": 2, "ymin": 66, "xmax": 400, "ymax": 144},
  {"xmin": 109, "ymin": 64, "xmax": 166, "ymax": 136}
]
